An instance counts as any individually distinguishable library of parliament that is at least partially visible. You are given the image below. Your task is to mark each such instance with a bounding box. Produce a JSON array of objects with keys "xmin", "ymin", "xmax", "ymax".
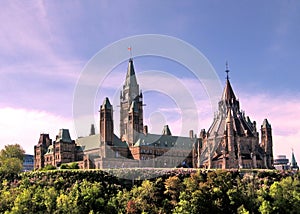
[{"xmin": 34, "ymin": 58, "xmax": 273, "ymax": 170}]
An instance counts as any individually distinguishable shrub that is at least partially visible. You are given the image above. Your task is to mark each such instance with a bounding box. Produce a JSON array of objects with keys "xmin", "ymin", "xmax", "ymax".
[{"xmin": 41, "ymin": 164, "xmax": 56, "ymax": 171}]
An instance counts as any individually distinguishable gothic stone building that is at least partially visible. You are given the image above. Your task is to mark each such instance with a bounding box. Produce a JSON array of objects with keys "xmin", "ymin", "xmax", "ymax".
[
  {"xmin": 34, "ymin": 130, "xmax": 82, "ymax": 169},
  {"xmin": 34, "ymin": 59, "xmax": 274, "ymax": 170},
  {"xmin": 193, "ymin": 69, "xmax": 273, "ymax": 169},
  {"xmin": 34, "ymin": 58, "xmax": 194, "ymax": 170}
]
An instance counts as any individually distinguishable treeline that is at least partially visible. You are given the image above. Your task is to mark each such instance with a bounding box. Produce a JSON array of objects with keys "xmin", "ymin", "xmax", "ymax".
[{"xmin": 0, "ymin": 169, "xmax": 299, "ymax": 213}]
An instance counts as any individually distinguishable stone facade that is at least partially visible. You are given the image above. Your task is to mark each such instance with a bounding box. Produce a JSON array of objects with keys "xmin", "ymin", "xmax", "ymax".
[
  {"xmin": 34, "ymin": 130, "xmax": 81, "ymax": 169},
  {"xmin": 34, "ymin": 59, "xmax": 274, "ymax": 170},
  {"xmin": 193, "ymin": 70, "xmax": 273, "ymax": 169},
  {"xmin": 34, "ymin": 58, "xmax": 194, "ymax": 170}
]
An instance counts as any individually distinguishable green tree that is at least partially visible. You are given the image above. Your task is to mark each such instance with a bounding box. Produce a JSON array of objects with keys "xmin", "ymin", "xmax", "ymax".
[
  {"xmin": 43, "ymin": 187, "xmax": 58, "ymax": 213},
  {"xmin": 56, "ymin": 192, "xmax": 74, "ymax": 214},
  {"xmin": 0, "ymin": 180, "xmax": 18, "ymax": 212},
  {"xmin": 10, "ymin": 188, "xmax": 33, "ymax": 213},
  {"xmin": 0, "ymin": 144, "xmax": 25, "ymax": 174},
  {"xmin": 266, "ymin": 176, "xmax": 300, "ymax": 213},
  {"xmin": 0, "ymin": 144, "xmax": 25, "ymax": 160}
]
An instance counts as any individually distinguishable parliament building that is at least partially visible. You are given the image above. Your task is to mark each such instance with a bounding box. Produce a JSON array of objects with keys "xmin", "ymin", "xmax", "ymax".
[{"xmin": 34, "ymin": 58, "xmax": 273, "ymax": 170}]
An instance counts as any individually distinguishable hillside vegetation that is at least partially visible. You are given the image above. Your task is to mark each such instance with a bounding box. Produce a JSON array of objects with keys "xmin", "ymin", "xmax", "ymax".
[{"xmin": 0, "ymin": 169, "xmax": 299, "ymax": 213}]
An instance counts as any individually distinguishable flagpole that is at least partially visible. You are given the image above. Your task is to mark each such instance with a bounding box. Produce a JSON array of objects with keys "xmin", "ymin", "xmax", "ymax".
[{"xmin": 128, "ymin": 46, "xmax": 132, "ymax": 58}]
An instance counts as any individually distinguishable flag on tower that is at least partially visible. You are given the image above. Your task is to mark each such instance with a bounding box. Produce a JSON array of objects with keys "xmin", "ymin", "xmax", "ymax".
[{"xmin": 128, "ymin": 46, "xmax": 132, "ymax": 58}]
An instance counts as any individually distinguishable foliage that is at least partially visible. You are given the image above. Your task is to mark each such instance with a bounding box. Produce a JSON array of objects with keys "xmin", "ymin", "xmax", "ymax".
[
  {"xmin": 0, "ymin": 144, "xmax": 25, "ymax": 160},
  {"xmin": 0, "ymin": 144, "xmax": 25, "ymax": 175},
  {"xmin": 41, "ymin": 164, "xmax": 57, "ymax": 171},
  {"xmin": 0, "ymin": 169, "xmax": 299, "ymax": 213},
  {"xmin": 60, "ymin": 162, "xmax": 79, "ymax": 169}
]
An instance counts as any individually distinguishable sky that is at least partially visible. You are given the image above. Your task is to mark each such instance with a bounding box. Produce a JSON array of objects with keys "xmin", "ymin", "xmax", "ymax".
[{"xmin": 0, "ymin": 0, "xmax": 300, "ymax": 164}]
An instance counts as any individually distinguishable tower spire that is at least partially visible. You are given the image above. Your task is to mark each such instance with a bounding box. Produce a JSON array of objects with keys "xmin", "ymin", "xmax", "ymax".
[
  {"xmin": 120, "ymin": 58, "xmax": 143, "ymax": 144},
  {"xmin": 291, "ymin": 149, "xmax": 299, "ymax": 170},
  {"xmin": 225, "ymin": 61, "xmax": 230, "ymax": 80},
  {"xmin": 125, "ymin": 59, "xmax": 137, "ymax": 86}
]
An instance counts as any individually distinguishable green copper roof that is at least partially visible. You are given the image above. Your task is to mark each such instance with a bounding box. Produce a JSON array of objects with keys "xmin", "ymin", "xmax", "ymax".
[
  {"xmin": 45, "ymin": 145, "xmax": 54, "ymax": 155},
  {"xmin": 56, "ymin": 129, "xmax": 73, "ymax": 143},
  {"xmin": 291, "ymin": 151, "xmax": 298, "ymax": 169},
  {"xmin": 133, "ymin": 133, "xmax": 195, "ymax": 150},
  {"xmin": 76, "ymin": 134, "xmax": 100, "ymax": 151},
  {"xmin": 76, "ymin": 134, "xmax": 129, "ymax": 151}
]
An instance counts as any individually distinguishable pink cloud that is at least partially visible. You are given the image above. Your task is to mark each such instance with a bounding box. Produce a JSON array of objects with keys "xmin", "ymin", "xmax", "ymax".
[
  {"xmin": 0, "ymin": 107, "xmax": 75, "ymax": 154},
  {"xmin": 236, "ymin": 92, "xmax": 300, "ymax": 163}
]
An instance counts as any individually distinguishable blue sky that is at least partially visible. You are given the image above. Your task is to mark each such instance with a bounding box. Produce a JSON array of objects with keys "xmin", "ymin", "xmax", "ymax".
[{"xmin": 0, "ymin": 0, "xmax": 300, "ymax": 163}]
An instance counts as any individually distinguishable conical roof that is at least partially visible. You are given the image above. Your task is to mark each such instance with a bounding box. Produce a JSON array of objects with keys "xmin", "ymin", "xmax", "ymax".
[
  {"xmin": 122, "ymin": 58, "xmax": 140, "ymax": 102},
  {"xmin": 162, "ymin": 125, "xmax": 172, "ymax": 136},
  {"xmin": 262, "ymin": 119, "xmax": 271, "ymax": 128},
  {"xmin": 101, "ymin": 97, "xmax": 112, "ymax": 110},
  {"xmin": 222, "ymin": 79, "xmax": 236, "ymax": 102},
  {"xmin": 125, "ymin": 58, "xmax": 138, "ymax": 89},
  {"xmin": 291, "ymin": 151, "xmax": 298, "ymax": 169}
]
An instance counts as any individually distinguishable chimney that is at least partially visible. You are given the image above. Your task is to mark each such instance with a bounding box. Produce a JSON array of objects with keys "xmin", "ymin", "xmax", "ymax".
[
  {"xmin": 200, "ymin": 129, "xmax": 206, "ymax": 139},
  {"xmin": 143, "ymin": 125, "xmax": 148, "ymax": 135},
  {"xmin": 189, "ymin": 130, "xmax": 194, "ymax": 139}
]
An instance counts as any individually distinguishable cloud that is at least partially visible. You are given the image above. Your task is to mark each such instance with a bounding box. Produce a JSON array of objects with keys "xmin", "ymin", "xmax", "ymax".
[
  {"xmin": 234, "ymin": 92, "xmax": 300, "ymax": 164},
  {"xmin": 0, "ymin": 107, "xmax": 75, "ymax": 155}
]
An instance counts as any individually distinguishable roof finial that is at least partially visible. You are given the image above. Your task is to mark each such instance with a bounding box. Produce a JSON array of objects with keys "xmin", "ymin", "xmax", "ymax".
[
  {"xmin": 128, "ymin": 46, "xmax": 133, "ymax": 59},
  {"xmin": 225, "ymin": 61, "xmax": 230, "ymax": 80}
]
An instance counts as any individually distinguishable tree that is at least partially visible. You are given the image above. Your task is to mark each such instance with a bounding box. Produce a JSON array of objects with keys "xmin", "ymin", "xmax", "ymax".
[
  {"xmin": 0, "ymin": 144, "xmax": 25, "ymax": 174},
  {"xmin": 0, "ymin": 144, "xmax": 25, "ymax": 160},
  {"xmin": 259, "ymin": 176, "xmax": 300, "ymax": 213},
  {"xmin": 164, "ymin": 176, "xmax": 183, "ymax": 206}
]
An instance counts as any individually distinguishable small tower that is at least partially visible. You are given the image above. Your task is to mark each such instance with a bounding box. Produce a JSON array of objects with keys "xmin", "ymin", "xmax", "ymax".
[
  {"xmin": 34, "ymin": 133, "xmax": 52, "ymax": 169},
  {"xmin": 89, "ymin": 124, "xmax": 95, "ymax": 136},
  {"xmin": 53, "ymin": 129, "xmax": 75, "ymax": 166},
  {"xmin": 291, "ymin": 150, "xmax": 299, "ymax": 170},
  {"xmin": 226, "ymin": 107, "xmax": 235, "ymax": 168},
  {"xmin": 127, "ymin": 100, "xmax": 140, "ymax": 146},
  {"xmin": 261, "ymin": 119, "xmax": 273, "ymax": 168},
  {"xmin": 100, "ymin": 97, "xmax": 114, "ymax": 146}
]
